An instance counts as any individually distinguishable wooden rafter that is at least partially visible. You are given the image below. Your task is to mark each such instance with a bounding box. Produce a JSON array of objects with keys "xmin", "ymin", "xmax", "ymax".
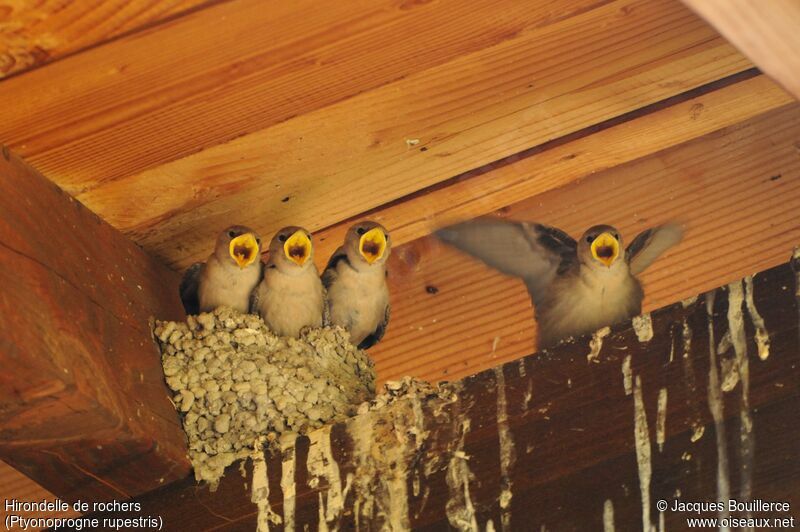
[
  {"xmin": 682, "ymin": 0, "xmax": 800, "ymax": 100},
  {"xmin": 0, "ymin": 149, "xmax": 190, "ymax": 501}
]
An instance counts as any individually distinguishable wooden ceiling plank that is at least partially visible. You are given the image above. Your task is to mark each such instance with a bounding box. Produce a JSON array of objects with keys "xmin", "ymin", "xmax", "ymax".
[
  {"xmin": 0, "ymin": 0, "xmax": 213, "ymax": 79},
  {"xmin": 9, "ymin": 0, "xmax": 753, "ymax": 270},
  {"xmin": 682, "ymin": 0, "xmax": 800, "ymax": 100},
  {"xmin": 94, "ymin": 258, "xmax": 800, "ymax": 530},
  {"xmin": 368, "ymin": 103, "xmax": 800, "ymax": 385},
  {"xmin": 0, "ymin": 148, "xmax": 190, "ymax": 502},
  {"xmin": 309, "ymin": 74, "xmax": 792, "ymax": 271},
  {"xmin": 0, "ymin": 0, "xmax": 608, "ymax": 187}
]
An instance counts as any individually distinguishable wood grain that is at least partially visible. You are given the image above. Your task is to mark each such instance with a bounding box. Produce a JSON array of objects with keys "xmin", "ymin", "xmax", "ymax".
[
  {"xmin": 0, "ymin": 0, "xmax": 608, "ymax": 189},
  {"xmin": 0, "ymin": 0, "xmax": 751, "ymax": 269},
  {"xmin": 0, "ymin": 149, "xmax": 190, "ymax": 502},
  {"xmin": 98, "ymin": 259, "xmax": 800, "ymax": 530},
  {"xmin": 682, "ymin": 0, "xmax": 800, "ymax": 100},
  {"xmin": 370, "ymin": 103, "xmax": 800, "ymax": 385},
  {"xmin": 308, "ymin": 74, "xmax": 792, "ymax": 272},
  {"xmin": 101, "ymin": 0, "xmax": 752, "ymax": 270},
  {"xmin": 0, "ymin": 0, "xmax": 211, "ymax": 78}
]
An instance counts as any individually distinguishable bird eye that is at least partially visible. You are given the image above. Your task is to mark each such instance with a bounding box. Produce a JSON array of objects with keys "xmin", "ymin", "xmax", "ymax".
[
  {"xmin": 586, "ymin": 236, "xmax": 595, "ymax": 243},
  {"xmin": 279, "ymin": 234, "xmax": 287, "ymax": 242},
  {"xmin": 228, "ymin": 230, "xmax": 236, "ymax": 238},
  {"xmin": 307, "ymin": 233, "xmax": 312, "ymax": 240},
  {"xmin": 356, "ymin": 228, "xmax": 365, "ymax": 235},
  {"xmin": 256, "ymin": 238, "xmax": 261, "ymax": 246},
  {"xmin": 613, "ymin": 233, "xmax": 619, "ymax": 240},
  {"xmin": 384, "ymin": 232, "xmax": 389, "ymax": 240}
]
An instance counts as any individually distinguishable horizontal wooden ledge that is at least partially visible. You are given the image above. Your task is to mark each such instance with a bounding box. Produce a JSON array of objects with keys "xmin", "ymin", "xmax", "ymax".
[{"xmin": 100, "ymin": 255, "xmax": 799, "ymax": 530}]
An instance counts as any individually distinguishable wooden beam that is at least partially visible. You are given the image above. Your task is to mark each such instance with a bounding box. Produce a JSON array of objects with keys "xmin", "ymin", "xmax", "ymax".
[
  {"xmin": 0, "ymin": 149, "xmax": 190, "ymax": 502},
  {"xmin": 96, "ymin": 255, "xmax": 800, "ymax": 530},
  {"xmin": 369, "ymin": 101, "xmax": 800, "ymax": 384},
  {"xmin": 0, "ymin": 0, "xmax": 752, "ymax": 270},
  {"xmin": 682, "ymin": 0, "xmax": 800, "ymax": 100},
  {"xmin": 0, "ymin": 0, "xmax": 211, "ymax": 78}
]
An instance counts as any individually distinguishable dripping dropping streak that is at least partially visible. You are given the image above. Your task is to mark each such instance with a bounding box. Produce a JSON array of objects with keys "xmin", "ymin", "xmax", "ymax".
[
  {"xmin": 306, "ymin": 426, "xmax": 344, "ymax": 529},
  {"xmin": 446, "ymin": 418, "xmax": 479, "ymax": 532},
  {"xmin": 252, "ymin": 453, "xmax": 282, "ymax": 530},
  {"xmin": 681, "ymin": 319, "xmax": 704, "ymax": 439},
  {"xmin": 603, "ymin": 499, "xmax": 615, "ymax": 532},
  {"xmin": 523, "ymin": 380, "xmax": 533, "ymax": 410},
  {"xmin": 744, "ymin": 276, "xmax": 770, "ymax": 360},
  {"xmin": 347, "ymin": 399, "xmax": 420, "ymax": 531},
  {"xmin": 728, "ymin": 281, "xmax": 754, "ymax": 527},
  {"xmin": 622, "ymin": 355, "xmax": 632, "ymax": 396},
  {"xmin": 656, "ymin": 388, "xmax": 668, "ymax": 453},
  {"xmin": 280, "ymin": 434, "xmax": 298, "ymax": 532},
  {"xmin": 706, "ymin": 291, "xmax": 731, "ymax": 530},
  {"xmin": 632, "ymin": 313, "xmax": 653, "ymax": 342},
  {"xmin": 494, "ymin": 367, "xmax": 516, "ymax": 532},
  {"xmin": 587, "ymin": 326, "xmax": 611, "ymax": 362},
  {"xmin": 633, "ymin": 375, "xmax": 655, "ymax": 532}
]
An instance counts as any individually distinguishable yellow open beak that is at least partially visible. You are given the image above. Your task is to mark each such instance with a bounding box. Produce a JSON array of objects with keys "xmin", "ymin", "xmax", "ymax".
[
  {"xmin": 229, "ymin": 233, "xmax": 259, "ymax": 269},
  {"xmin": 591, "ymin": 232, "xmax": 619, "ymax": 267},
  {"xmin": 359, "ymin": 227, "xmax": 387, "ymax": 264},
  {"xmin": 284, "ymin": 230, "xmax": 311, "ymax": 266}
]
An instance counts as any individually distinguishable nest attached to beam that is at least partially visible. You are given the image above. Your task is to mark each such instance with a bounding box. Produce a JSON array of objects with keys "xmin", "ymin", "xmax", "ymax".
[{"xmin": 153, "ymin": 307, "xmax": 376, "ymax": 486}]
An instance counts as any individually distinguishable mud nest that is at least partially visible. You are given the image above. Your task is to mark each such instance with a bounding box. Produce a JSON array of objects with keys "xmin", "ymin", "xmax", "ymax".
[{"xmin": 153, "ymin": 307, "xmax": 376, "ymax": 485}]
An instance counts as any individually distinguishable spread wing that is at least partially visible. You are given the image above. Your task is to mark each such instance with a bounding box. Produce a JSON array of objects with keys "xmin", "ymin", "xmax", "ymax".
[
  {"xmin": 179, "ymin": 263, "xmax": 204, "ymax": 315},
  {"xmin": 626, "ymin": 223, "xmax": 684, "ymax": 276},
  {"xmin": 321, "ymin": 246, "xmax": 348, "ymax": 290},
  {"xmin": 435, "ymin": 219, "xmax": 577, "ymax": 306},
  {"xmin": 358, "ymin": 304, "xmax": 390, "ymax": 350}
]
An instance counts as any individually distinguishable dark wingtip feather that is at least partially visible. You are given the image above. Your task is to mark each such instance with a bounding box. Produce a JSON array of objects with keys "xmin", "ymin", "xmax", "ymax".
[{"xmin": 179, "ymin": 263, "xmax": 203, "ymax": 315}]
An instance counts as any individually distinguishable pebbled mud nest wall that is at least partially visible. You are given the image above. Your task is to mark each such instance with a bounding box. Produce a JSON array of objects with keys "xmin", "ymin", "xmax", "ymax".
[{"xmin": 153, "ymin": 307, "xmax": 376, "ymax": 486}]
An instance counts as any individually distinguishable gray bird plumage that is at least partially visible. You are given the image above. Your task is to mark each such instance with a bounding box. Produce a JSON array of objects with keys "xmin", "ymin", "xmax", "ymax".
[
  {"xmin": 252, "ymin": 226, "xmax": 324, "ymax": 338},
  {"xmin": 322, "ymin": 221, "xmax": 391, "ymax": 349},
  {"xmin": 435, "ymin": 219, "xmax": 683, "ymax": 349},
  {"xmin": 179, "ymin": 225, "xmax": 263, "ymax": 315}
]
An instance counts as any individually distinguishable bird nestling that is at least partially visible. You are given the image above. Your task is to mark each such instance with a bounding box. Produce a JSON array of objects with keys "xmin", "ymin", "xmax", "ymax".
[
  {"xmin": 322, "ymin": 221, "xmax": 391, "ymax": 349},
  {"xmin": 435, "ymin": 219, "xmax": 683, "ymax": 350},
  {"xmin": 251, "ymin": 226, "xmax": 325, "ymax": 338},
  {"xmin": 179, "ymin": 225, "xmax": 263, "ymax": 315}
]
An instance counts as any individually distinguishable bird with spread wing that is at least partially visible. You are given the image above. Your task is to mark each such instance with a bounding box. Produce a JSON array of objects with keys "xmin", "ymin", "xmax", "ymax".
[{"xmin": 436, "ymin": 219, "xmax": 683, "ymax": 350}]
